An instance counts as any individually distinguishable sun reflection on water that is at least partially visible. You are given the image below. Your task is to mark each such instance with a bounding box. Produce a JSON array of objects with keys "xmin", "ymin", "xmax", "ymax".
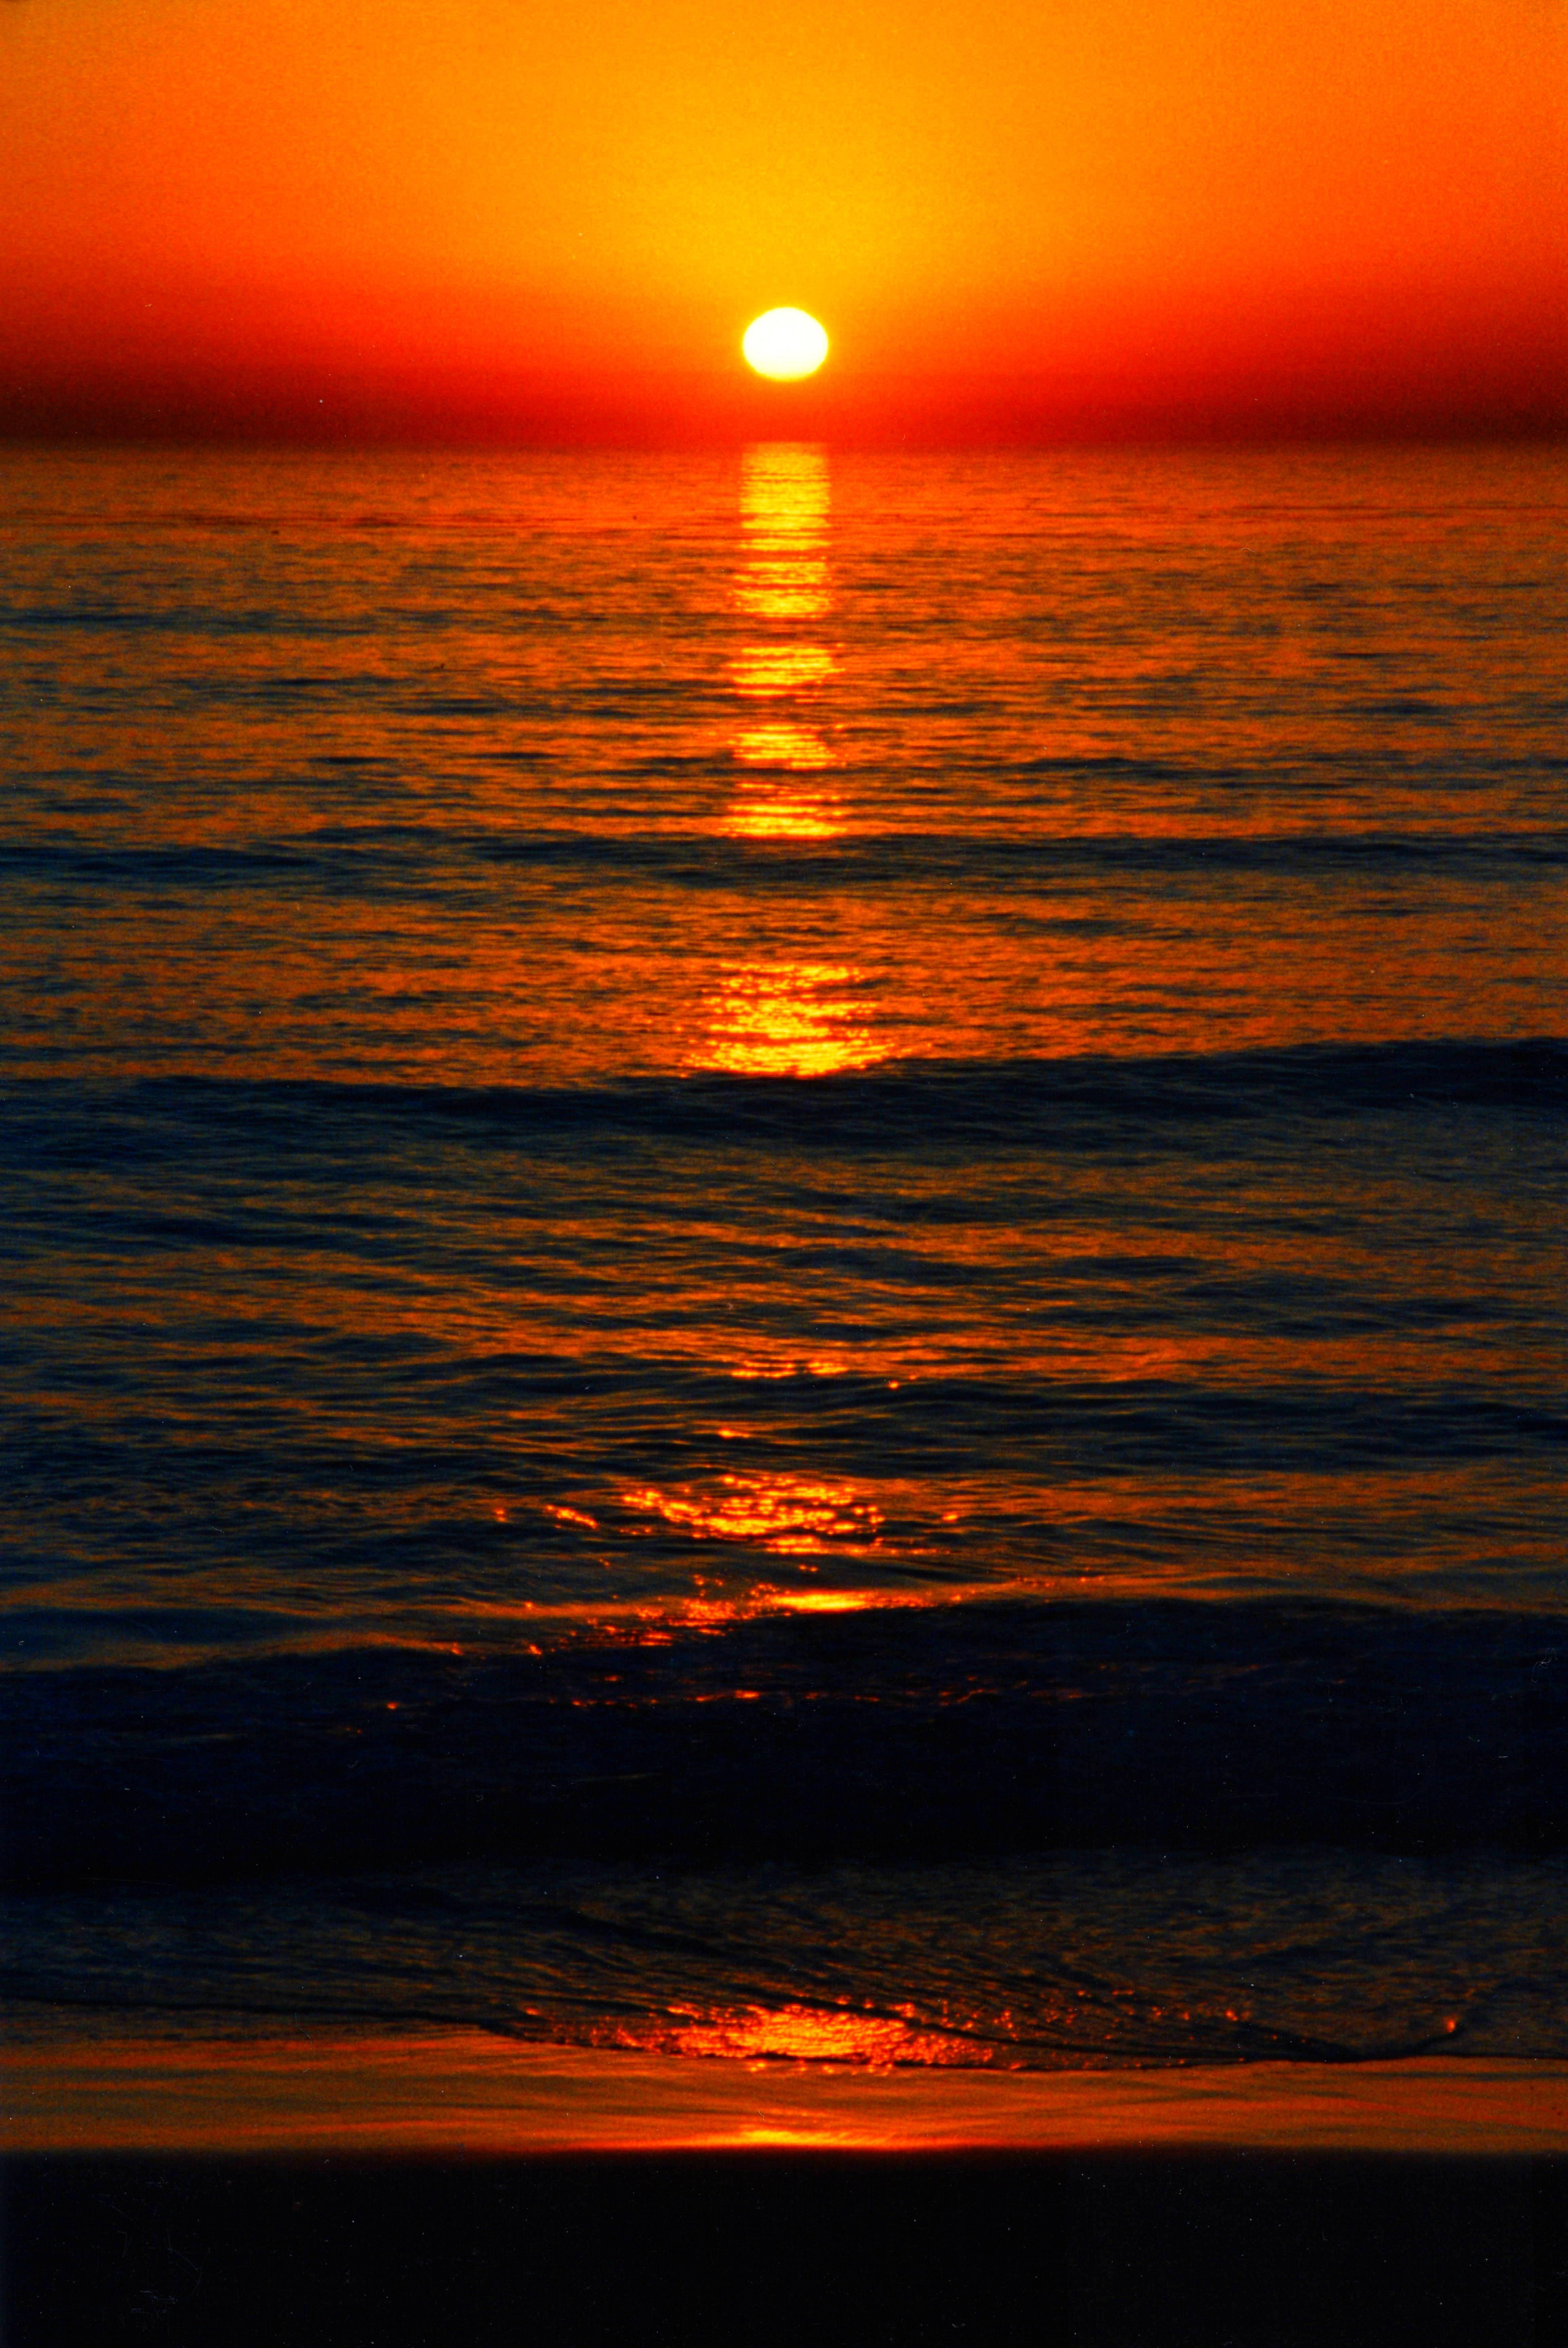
[
  {"xmin": 698, "ymin": 960, "xmax": 880, "ymax": 1078},
  {"xmin": 734, "ymin": 443, "xmax": 832, "ymax": 623},
  {"xmin": 662, "ymin": 2004, "xmax": 982, "ymax": 2067},
  {"xmin": 731, "ymin": 643, "xmax": 836, "ymax": 696},
  {"xmin": 697, "ymin": 449, "xmax": 889, "ymax": 1073},
  {"xmin": 725, "ymin": 442, "xmax": 839, "ymax": 830},
  {"xmin": 620, "ymin": 1471, "xmax": 884, "ymax": 1554},
  {"xmin": 723, "ymin": 796, "xmax": 839, "ymax": 839},
  {"xmin": 732, "ymin": 723, "xmax": 834, "ymax": 774}
]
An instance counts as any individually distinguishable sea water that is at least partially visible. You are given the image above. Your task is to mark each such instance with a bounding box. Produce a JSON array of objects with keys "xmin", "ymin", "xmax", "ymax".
[{"xmin": 2, "ymin": 441, "xmax": 1565, "ymax": 2075}]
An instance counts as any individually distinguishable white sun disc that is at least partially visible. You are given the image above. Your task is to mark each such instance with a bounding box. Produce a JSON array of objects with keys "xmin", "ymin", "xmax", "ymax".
[{"xmin": 742, "ymin": 309, "xmax": 830, "ymax": 380}]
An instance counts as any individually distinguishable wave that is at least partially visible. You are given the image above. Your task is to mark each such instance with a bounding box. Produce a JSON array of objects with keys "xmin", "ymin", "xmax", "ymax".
[
  {"xmin": 4, "ymin": 826, "xmax": 1566, "ymax": 894},
  {"xmin": 3, "ymin": 1044, "xmax": 1562, "ymax": 1207},
  {"xmin": 7, "ymin": 1599, "xmax": 1565, "ymax": 1891},
  {"xmin": 16, "ymin": 1036, "xmax": 1552, "ymax": 1154}
]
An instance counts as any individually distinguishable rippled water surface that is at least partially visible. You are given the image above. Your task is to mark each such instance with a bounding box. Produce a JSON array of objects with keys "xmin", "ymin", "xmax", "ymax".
[{"xmin": 2, "ymin": 442, "xmax": 1565, "ymax": 2076}]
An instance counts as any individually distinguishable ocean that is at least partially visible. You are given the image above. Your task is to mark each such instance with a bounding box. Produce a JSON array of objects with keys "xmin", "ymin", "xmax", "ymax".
[{"xmin": 2, "ymin": 439, "xmax": 1566, "ymax": 2096}]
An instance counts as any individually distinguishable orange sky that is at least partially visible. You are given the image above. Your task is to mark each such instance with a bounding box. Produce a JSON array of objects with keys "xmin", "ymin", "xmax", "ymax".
[{"xmin": 2, "ymin": 0, "xmax": 1564, "ymax": 438}]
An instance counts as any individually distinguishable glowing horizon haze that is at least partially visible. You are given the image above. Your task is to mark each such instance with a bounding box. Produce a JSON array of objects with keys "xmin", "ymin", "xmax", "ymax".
[{"xmin": 2, "ymin": 0, "xmax": 1563, "ymax": 439}]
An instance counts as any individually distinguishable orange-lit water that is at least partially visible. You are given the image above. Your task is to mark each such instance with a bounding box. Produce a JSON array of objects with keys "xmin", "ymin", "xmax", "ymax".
[
  {"xmin": 3, "ymin": 444, "xmax": 1562, "ymax": 1091},
  {"xmin": 2, "ymin": 441, "xmax": 1564, "ymax": 2122}
]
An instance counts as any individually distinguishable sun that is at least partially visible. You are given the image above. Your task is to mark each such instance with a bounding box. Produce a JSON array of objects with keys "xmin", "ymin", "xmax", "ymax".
[{"xmin": 742, "ymin": 309, "xmax": 830, "ymax": 381}]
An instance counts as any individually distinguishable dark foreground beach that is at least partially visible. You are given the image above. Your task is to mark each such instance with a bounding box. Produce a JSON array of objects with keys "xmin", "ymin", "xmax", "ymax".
[{"xmin": 7, "ymin": 2148, "xmax": 1565, "ymax": 2347}]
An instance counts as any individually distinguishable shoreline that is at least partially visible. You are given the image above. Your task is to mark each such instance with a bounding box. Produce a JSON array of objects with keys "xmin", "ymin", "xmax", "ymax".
[{"xmin": 6, "ymin": 2032, "xmax": 1567, "ymax": 2155}]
